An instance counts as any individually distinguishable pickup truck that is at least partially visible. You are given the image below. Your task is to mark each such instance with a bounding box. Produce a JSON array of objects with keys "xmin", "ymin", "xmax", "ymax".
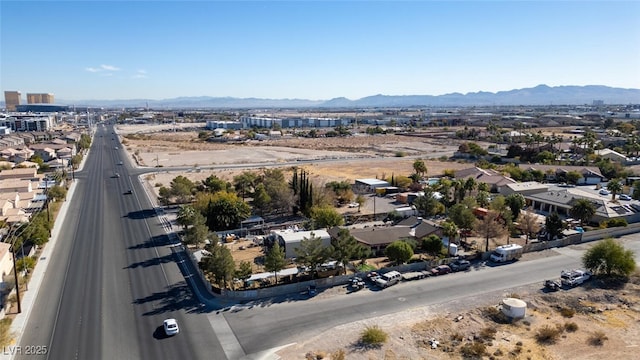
[{"xmin": 560, "ymin": 269, "xmax": 591, "ymax": 287}]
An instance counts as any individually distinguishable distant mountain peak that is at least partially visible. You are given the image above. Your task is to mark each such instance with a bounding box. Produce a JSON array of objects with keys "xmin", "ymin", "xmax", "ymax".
[{"xmin": 53, "ymin": 85, "xmax": 639, "ymax": 108}]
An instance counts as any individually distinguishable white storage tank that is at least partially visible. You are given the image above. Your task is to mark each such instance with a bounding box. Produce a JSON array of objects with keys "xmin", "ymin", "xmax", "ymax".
[{"xmin": 500, "ymin": 298, "xmax": 527, "ymax": 319}]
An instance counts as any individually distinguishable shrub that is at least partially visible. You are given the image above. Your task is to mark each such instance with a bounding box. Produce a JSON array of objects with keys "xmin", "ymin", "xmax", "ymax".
[
  {"xmin": 588, "ymin": 331, "xmax": 608, "ymax": 346},
  {"xmin": 331, "ymin": 349, "xmax": 346, "ymax": 360},
  {"xmin": 395, "ymin": 151, "xmax": 407, "ymax": 157},
  {"xmin": 450, "ymin": 332, "xmax": 464, "ymax": 342},
  {"xmin": 460, "ymin": 342, "xmax": 486, "ymax": 358},
  {"xmin": 360, "ymin": 325, "xmax": 387, "ymax": 346},
  {"xmin": 0, "ymin": 318, "xmax": 13, "ymax": 347},
  {"xmin": 483, "ymin": 306, "xmax": 511, "ymax": 324},
  {"xmin": 535, "ymin": 325, "xmax": 562, "ymax": 344},
  {"xmin": 564, "ymin": 322, "xmax": 579, "ymax": 332},
  {"xmin": 560, "ymin": 307, "xmax": 576, "ymax": 318},
  {"xmin": 479, "ymin": 327, "xmax": 497, "ymax": 341}
]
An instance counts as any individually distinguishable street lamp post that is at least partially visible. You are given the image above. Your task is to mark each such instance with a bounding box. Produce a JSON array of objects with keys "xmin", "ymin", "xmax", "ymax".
[{"xmin": 11, "ymin": 244, "xmax": 21, "ymax": 313}]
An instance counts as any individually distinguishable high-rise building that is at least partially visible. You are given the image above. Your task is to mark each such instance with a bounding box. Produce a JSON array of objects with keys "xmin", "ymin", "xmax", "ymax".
[
  {"xmin": 27, "ymin": 93, "xmax": 54, "ymax": 104},
  {"xmin": 4, "ymin": 91, "xmax": 22, "ymax": 111}
]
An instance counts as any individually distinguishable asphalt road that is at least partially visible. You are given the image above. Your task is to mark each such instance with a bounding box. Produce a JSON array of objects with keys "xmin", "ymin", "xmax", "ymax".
[
  {"xmin": 16, "ymin": 125, "xmax": 223, "ymax": 360},
  {"xmin": 223, "ymin": 237, "xmax": 640, "ymax": 355}
]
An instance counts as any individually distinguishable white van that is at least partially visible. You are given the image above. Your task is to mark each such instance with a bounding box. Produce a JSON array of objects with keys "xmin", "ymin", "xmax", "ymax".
[{"xmin": 375, "ymin": 271, "xmax": 402, "ymax": 288}]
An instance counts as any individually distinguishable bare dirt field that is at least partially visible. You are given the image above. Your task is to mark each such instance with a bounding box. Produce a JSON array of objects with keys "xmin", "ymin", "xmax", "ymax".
[{"xmin": 122, "ymin": 127, "xmax": 473, "ymax": 196}]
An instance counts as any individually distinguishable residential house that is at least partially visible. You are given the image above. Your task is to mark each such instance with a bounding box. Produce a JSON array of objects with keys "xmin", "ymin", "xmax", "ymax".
[
  {"xmin": 499, "ymin": 181, "xmax": 549, "ymax": 197},
  {"xmin": 526, "ymin": 188, "xmax": 640, "ymax": 224},
  {"xmin": 454, "ymin": 167, "xmax": 516, "ymax": 192},
  {"xmin": 0, "ymin": 167, "xmax": 39, "ymax": 181},
  {"xmin": 268, "ymin": 229, "xmax": 331, "ymax": 259},
  {"xmin": 519, "ymin": 164, "xmax": 606, "ymax": 185},
  {"xmin": 595, "ymin": 149, "xmax": 628, "ymax": 163},
  {"xmin": 0, "ymin": 242, "xmax": 14, "ymax": 283},
  {"xmin": 329, "ymin": 216, "xmax": 442, "ymax": 255}
]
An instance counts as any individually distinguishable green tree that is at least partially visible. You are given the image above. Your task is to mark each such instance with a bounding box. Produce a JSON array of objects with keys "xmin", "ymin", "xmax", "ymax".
[
  {"xmin": 170, "ymin": 175, "xmax": 195, "ymax": 203},
  {"xmin": 16, "ymin": 257, "xmax": 36, "ymax": 272},
  {"xmin": 309, "ymin": 205, "xmax": 344, "ymax": 229},
  {"xmin": 569, "ymin": 199, "xmax": 597, "ymax": 226},
  {"xmin": 235, "ymin": 261, "xmax": 253, "ymax": 288},
  {"xmin": 184, "ymin": 213, "xmax": 209, "ymax": 248},
  {"xmin": 545, "ymin": 212, "xmax": 564, "ymax": 241},
  {"xmin": 233, "ymin": 171, "xmax": 257, "ymax": 200},
  {"xmin": 47, "ymin": 185, "xmax": 67, "ymax": 201},
  {"xmin": 582, "ymin": 238, "xmax": 636, "ymax": 277},
  {"xmin": 201, "ymin": 243, "xmax": 236, "ymax": 288},
  {"xmin": 448, "ymin": 203, "xmax": 476, "ymax": 238},
  {"xmin": 606, "ymin": 179, "xmax": 623, "ymax": 201},
  {"xmin": 412, "ymin": 159, "xmax": 427, "ymax": 178},
  {"xmin": 176, "ymin": 205, "xmax": 198, "ymax": 231},
  {"xmin": 421, "ymin": 234, "xmax": 443, "ymax": 256},
  {"xmin": 475, "ymin": 190, "xmax": 490, "ymax": 208},
  {"xmin": 264, "ymin": 242, "xmax": 286, "ymax": 284},
  {"xmin": 204, "ymin": 191, "xmax": 251, "ymax": 231},
  {"xmin": 294, "ymin": 233, "xmax": 331, "ymax": 278},
  {"xmin": 565, "ymin": 171, "xmax": 583, "ymax": 185},
  {"xmin": 251, "ymin": 183, "xmax": 271, "ymax": 216},
  {"xmin": 78, "ymin": 133, "xmax": 92, "ymax": 150},
  {"xmin": 330, "ymin": 228, "xmax": 369, "ymax": 274},
  {"xmin": 202, "ymin": 174, "xmax": 231, "ymax": 193},
  {"xmin": 385, "ymin": 240, "xmax": 414, "ymax": 265},
  {"xmin": 413, "ymin": 191, "xmax": 444, "ymax": 217},
  {"xmin": 505, "ymin": 193, "xmax": 526, "ymax": 222}
]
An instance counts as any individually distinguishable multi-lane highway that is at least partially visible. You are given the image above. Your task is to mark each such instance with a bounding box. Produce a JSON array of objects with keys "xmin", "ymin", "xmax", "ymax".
[{"xmin": 16, "ymin": 125, "xmax": 223, "ymax": 359}]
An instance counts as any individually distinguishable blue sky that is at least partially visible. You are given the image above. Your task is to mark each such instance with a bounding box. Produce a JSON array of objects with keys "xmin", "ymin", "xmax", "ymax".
[{"xmin": 1, "ymin": 1, "xmax": 639, "ymax": 101}]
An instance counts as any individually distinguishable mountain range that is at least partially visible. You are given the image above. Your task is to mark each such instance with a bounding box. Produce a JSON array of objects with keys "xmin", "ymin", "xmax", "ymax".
[{"xmin": 22, "ymin": 85, "xmax": 640, "ymax": 108}]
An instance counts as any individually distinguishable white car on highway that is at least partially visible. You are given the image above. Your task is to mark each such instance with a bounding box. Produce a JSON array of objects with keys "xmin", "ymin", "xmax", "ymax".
[{"xmin": 163, "ymin": 318, "xmax": 179, "ymax": 336}]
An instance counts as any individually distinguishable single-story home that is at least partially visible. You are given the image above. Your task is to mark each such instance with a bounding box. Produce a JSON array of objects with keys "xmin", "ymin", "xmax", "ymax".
[{"xmin": 269, "ymin": 229, "xmax": 331, "ymax": 259}]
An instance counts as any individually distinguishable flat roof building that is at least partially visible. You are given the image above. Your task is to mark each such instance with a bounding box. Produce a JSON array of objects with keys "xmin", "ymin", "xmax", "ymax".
[
  {"xmin": 4, "ymin": 91, "xmax": 21, "ymax": 111},
  {"xmin": 27, "ymin": 93, "xmax": 54, "ymax": 104}
]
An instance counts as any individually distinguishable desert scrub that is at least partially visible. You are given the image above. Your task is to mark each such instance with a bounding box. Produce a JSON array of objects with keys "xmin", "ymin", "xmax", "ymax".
[
  {"xmin": 588, "ymin": 331, "xmax": 608, "ymax": 346},
  {"xmin": 559, "ymin": 307, "xmax": 576, "ymax": 318},
  {"xmin": 0, "ymin": 318, "xmax": 13, "ymax": 347},
  {"xmin": 460, "ymin": 341, "xmax": 487, "ymax": 358},
  {"xmin": 360, "ymin": 325, "xmax": 387, "ymax": 347},
  {"xmin": 535, "ymin": 325, "xmax": 563, "ymax": 344},
  {"xmin": 331, "ymin": 349, "xmax": 345, "ymax": 360},
  {"xmin": 564, "ymin": 322, "xmax": 579, "ymax": 332},
  {"xmin": 479, "ymin": 327, "xmax": 497, "ymax": 341},
  {"xmin": 482, "ymin": 306, "xmax": 511, "ymax": 324}
]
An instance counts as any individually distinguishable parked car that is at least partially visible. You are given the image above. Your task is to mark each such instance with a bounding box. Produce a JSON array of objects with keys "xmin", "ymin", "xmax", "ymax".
[
  {"xmin": 163, "ymin": 318, "xmax": 179, "ymax": 336},
  {"xmin": 599, "ymin": 189, "xmax": 610, "ymax": 195},
  {"xmin": 543, "ymin": 279, "xmax": 561, "ymax": 291},
  {"xmin": 449, "ymin": 259, "xmax": 471, "ymax": 272},
  {"xmin": 430, "ymin": 265, "xmax": 452, "ymax": 276},
  {"xmin": 619, "ymin": 194, "xmax": 631, "ymax": 200},
  {"xmin": 561, "ymin": 269, "xmax": 591, "ymax": 287}
]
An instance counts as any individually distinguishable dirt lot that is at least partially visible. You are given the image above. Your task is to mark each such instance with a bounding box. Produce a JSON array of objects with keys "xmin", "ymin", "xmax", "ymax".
[{"xmin": 275, "ymin": 273, "xmax": 640, "ymax": 360}]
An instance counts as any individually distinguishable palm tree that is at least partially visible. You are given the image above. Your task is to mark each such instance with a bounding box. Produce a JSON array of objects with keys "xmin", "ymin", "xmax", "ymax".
[
  {"xmin": 607, "ymin": 179, "xmax": 623, "ymax": 201},
  {"xmin": 441, "ymin": 221, "xmax": 459, "ymax": 256},
  {"xmin": 569, "ymin": 199, "xmax": 596, "ymax": 226}
]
